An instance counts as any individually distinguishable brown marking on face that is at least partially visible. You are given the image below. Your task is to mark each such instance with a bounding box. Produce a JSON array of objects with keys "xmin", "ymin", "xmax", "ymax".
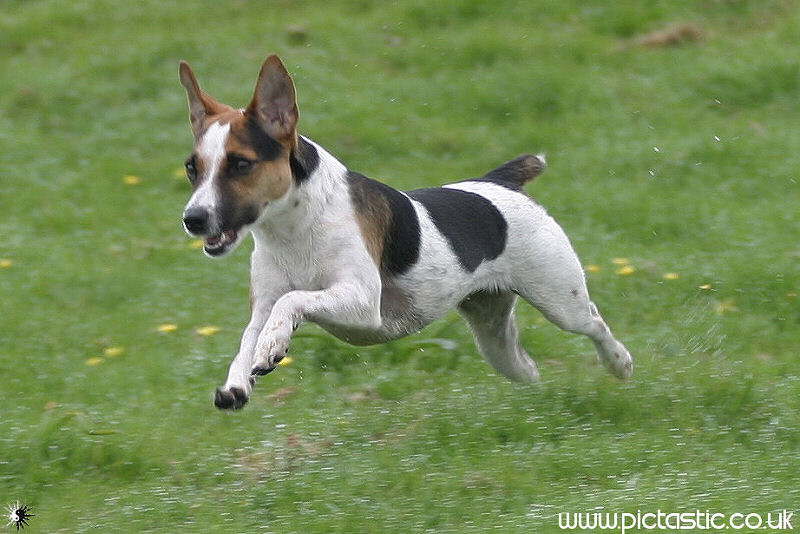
[
  {"xmin": 347, "ymin": 176, "xmax": 391, "ymax": 267},
  {"xmin": 180, "ymin": 56, "xmax": 303, "ymax": 234},
  {"xmin": 198, "ymin": 109, "xmax": 240, "ymax": 138},
  {"xmin": 225, "ymin": 111, "xmax": 294, "ymax": 203},
  {"xmin": 186, "ymin": 110, "xmax": 295, "ymax": 214}
]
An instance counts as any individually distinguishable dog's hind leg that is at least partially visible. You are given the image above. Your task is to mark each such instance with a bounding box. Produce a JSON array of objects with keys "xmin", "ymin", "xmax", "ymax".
[
  {"xmin": 458, "ymin": 290, "xmax": 540, "ymax": 382},
  {"xmin": 512, "ymin": 251, "xmax": 633, "ymax": 379}
]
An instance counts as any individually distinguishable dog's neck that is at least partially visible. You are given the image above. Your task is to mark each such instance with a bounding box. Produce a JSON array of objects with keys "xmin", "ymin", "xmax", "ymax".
[{"xmin": 251, "ymin": 136, "xmax": 350, "ymax": 246}]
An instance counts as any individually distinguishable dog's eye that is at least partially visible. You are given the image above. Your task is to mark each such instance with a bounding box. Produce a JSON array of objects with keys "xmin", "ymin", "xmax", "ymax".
[
  {"xmin": 185, "ymin": 158, "xmax": 197, "ymax": 182},
  {"xmin": 229, "ymin": 156, "xmax": 254, "ymax": 174}
]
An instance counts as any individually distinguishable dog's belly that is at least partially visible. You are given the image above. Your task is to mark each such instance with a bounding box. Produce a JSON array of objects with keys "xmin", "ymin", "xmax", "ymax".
[
  {"xmin": 315, "ymin": 323, "xmax": 413, "ymax": 346},
  {"xmin": 314, "ymin": 282, "xmax": 437, "ymax": 345},
  {"xmin": 314, "ymin": 270, "xmax": 481, "ymax": 345}
]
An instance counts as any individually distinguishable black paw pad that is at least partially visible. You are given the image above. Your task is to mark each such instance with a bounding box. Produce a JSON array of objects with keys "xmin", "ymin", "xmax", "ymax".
[
  {"xmin": 214, "ymin": 387, "xmax": 249, "ymax": 410},
  {"xmin": 251, "ymin": 365, "xmax": 275, "ymax": 376}
]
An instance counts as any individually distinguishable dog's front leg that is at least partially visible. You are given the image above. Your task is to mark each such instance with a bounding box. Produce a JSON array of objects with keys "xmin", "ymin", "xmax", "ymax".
[
  {"xmin": 214, "ymin": 260, "xmax": 290, "ymax": 410},
  {"xmin": 250, "ymin": 279, "xmax": 381, "ymax": 376},
  {"xmin": 213, "ymin": 303, "xmax": 274, "ymax": 410}
]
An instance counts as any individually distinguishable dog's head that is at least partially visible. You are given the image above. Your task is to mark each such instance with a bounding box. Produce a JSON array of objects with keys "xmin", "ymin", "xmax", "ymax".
[{"xmin": 178, "ymin": 55, "xmax": 300, "ymax": 257}]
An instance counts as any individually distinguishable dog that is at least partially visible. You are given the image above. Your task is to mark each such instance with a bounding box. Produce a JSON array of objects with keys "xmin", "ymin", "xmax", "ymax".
[{"xmin": 178, "ymin": 55, "xmax": 634, "ymax": 410}]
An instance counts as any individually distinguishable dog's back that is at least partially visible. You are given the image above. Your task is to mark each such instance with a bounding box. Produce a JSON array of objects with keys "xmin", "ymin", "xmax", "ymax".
[{"xmin": 330, "ymin": 155, "xmax": 553, "ymax": 343}]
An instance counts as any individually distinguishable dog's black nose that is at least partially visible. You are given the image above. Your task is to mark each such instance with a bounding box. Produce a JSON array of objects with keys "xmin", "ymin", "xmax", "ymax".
[{"xmin": 183, "ymin": 207, "xmax": 209, "ymax": 235}]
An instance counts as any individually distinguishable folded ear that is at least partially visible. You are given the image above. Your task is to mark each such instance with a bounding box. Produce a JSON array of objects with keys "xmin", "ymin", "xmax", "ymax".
[
  {"xmin": 178, "ymin": 61, "xmax": 231, "ymax": 134},
  {"xmin": 246, "ymin": 55, "xmax": 298, "ymax": 144}
]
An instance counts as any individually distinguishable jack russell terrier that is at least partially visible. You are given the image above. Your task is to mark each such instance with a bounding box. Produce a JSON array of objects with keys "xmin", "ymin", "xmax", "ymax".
[{"xmin": 178, "ymin": 55, "xmax": 633, "ymax": 410}]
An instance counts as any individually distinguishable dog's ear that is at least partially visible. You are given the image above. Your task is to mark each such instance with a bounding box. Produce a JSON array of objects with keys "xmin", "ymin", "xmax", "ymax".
[
  {"xmin": 246, "ymin": 55, "xmax": 298, "ymax": 145},
  {"xmin": 179, "ymin": 61, "xmax": 231, "ymax": 135}
]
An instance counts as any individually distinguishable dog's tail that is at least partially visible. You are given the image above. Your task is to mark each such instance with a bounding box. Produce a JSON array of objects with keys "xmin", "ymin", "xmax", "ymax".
[{"xmin": 478, "ymin": 154, "xmax": 546, "ymax": 190}]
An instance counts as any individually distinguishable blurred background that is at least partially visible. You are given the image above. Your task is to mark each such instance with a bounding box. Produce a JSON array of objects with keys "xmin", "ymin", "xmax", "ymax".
[{"xmin": 1, "ymin": 1, "xmax": 798, "ymax": 531}]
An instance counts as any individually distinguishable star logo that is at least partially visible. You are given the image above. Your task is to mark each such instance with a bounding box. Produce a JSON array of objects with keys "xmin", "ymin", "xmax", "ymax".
[{"xmin": 5, "ymin": 502, "xmax": 34, "ymax": 531}]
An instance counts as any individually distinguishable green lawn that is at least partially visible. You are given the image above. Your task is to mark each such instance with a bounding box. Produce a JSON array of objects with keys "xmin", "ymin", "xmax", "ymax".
[{"xmin": 1, "ymin": 0, "xmax": 799, "ymax": 532}]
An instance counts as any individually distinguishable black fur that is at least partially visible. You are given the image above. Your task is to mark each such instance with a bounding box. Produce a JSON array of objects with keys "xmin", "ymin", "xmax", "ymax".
[
  {"xmin": 239, "ymin": 119, "xmax": 318, "ymax": 185},
  {"xmin": 473, "ymin": 154, "xmax": 544, "ymax": 191},
  {"xmin": 407, "ymin": 187, "xmax": 507, "ymax": 272},
  {"xmin": 346, "ymin": 171, "xmax": 421, "ymax": 275},
  {"xmin": 214, "ymin": 386, "xmax": 248, "ymax": 410},
  {"xmin": 291, "ymin": 136, "xmax": 320, "ymax": 184},
  {"xmin": 215, "ymin": 183, "xmax": 260, "ymax": 238},
  {"xmin": 243, "ymin": 117, "xmax": 283, "ymax": 161}
]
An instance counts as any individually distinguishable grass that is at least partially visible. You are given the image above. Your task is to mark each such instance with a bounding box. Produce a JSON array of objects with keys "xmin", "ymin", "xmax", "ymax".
[{"xmin": 1, "ymin": 0, "xmax": 799, "ymax": 531}]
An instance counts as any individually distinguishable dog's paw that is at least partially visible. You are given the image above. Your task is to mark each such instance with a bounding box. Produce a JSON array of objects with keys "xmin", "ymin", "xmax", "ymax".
[
  {"xmin": 250, "ymin": 354, "xmax": 285, "ymax": 377},
  {"xmin": 600, "ymin": 341, "xmax": 634, "ymax": 380},
  {"xmin": 252, "ymin": 322, "xmax": 292, "ymax": 375},
  {"xmin": 214, "ymin": 386, "xmax": 249, "ymax": 410}
]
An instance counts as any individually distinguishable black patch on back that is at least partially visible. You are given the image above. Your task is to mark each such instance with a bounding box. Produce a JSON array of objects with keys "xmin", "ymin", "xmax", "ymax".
[
  {"xmin": 290, "ymin": 136, "xmax": 319, "ymax": 184},
  {"xmin": 473, "ymin": 154, "xmax": 544, "ymax": 191},
  {"xmin": 407, "ymin": 187, "xmax": 507, "ymax": 272},
  {"xmin": 242, "ymin": 117, "xmax": 283, "ymax": 161},
  {"xmin": 346, "ymin": 171, "xmax": 421, "ymax": 275}
]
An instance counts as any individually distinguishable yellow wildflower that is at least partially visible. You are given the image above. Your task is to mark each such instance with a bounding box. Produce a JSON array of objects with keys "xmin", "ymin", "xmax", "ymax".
[
  {"xmin": 698, "ymin": 284, "xmax": 712, "ymax": 290},
  {"xmin": 123, "ymin": 175, "xmax": 141, "ymax": 185},
  {"xmin": 612, "ymin": 258, "xmax": 630, "ymax": 265},
  {"xmin": 278, "ymin": 356, "xmax": 294, "ymax": 366},
  {"xmin": 103, "ymin": 346, "xmax": 124, "ymax": 357},
  {"xmin": 0, "ymin": 259, "xmax": 12, "ymax": 268},
  {"xmin": 196, "ymin": 325, "xmax": 221, "ymax": 336},
  {"xmin": 85, "ymin": 357, "xmax": 104, "ymax": 366},
  {"xmin": 157, "ymin": 323, "xmax": 178, "ymax": 333},
  {"xmin": 585, "ymin": 264, "xmax": 602, "ymax": 273},
  {"xmin": 189, "ymin": 239, "xmax": 204, "ymax": 249},
  {"xmin": 662, "ymin": 273, "xmax": 679, "ymax": 280},
  {"xmin": 615, "ymin": 265, "xmax": 635, "ymax": 276}
]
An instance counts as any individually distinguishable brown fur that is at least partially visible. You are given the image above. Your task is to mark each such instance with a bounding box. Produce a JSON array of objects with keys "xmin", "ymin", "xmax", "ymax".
[
  {"xmin": 226, "ymin": 115, "xmax": 294, "ymax": 202},
  {"xmin": 247, "ymin": 55, "xmax": 299, "ymax": 145},
  {"xmin": 179, "ymin": 61, "xmax": 234, "ymax": 136},
  {"xmin": 347, "ymin": 177, "xmax": 392, "ymax": 267},
  {"xmin": 231, "ymin": 158, "xmax": 293, "ymax": 203}
]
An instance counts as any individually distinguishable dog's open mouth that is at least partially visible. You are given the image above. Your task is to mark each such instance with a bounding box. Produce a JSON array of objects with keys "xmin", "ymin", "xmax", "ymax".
[{"xmin": 204, "ymin": 229, "xmax": 239, "ymax": 256}]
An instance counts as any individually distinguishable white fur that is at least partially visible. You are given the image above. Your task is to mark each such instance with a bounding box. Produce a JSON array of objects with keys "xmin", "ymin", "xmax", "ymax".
[
  {"xmin": 446, "ymin": 180, "xmax": 632, "ymax": 378},
  {"xmin": 198, "ymin": 121, "xmax": 230, "ymax": 182},
  {"xmin": 183, "ymin": 121, "xmax": 230, "ymax": 233},
  {"xmin": 222, "ymin": 141, "xmax": 382, "ymax": 396},
  {"xmin": 215, "ymin": 141, "xmax": 633, "ymax": 407}
]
